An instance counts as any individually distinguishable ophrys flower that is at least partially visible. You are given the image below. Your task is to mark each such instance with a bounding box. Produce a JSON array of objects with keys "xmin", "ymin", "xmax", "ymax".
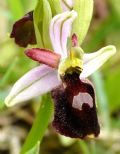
[{"xmin": 5, "ymin": 11, "xmax": 116, "ymax": 138}]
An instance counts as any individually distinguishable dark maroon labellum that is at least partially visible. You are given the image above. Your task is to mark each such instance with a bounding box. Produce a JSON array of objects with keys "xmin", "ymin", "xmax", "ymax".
[
  {"xmin": 51, "ymin": 72, "xmax": 100, "ymax": 139},
  {"xmin": 10, "ymin": 11, "xmax": 36, "ymax": 47}
]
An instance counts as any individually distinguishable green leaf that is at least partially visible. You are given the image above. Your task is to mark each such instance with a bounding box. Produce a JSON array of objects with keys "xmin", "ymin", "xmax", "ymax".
[
  {"xmin": 92, "ymin": 71, "xmax": 110, "ymax": 131},
  {"xmin": 72, "ymin": 0, "xmax": 93, "ymax": 45},
  {"xmin": 34, "ymin": 0, "xmax": 44, "ymax": 47},
  {"xmin": 25, "ymin": 141, "xmax": 40, "ymax": 154},
  {"xmin": 20, "ymin": 94, "xmax": 53, "ymax": 154},
  {"xmin": 34, "ymin": 0, "xmax": 53, "ymax": 49},
  {"xmin": 105, "ymin": 67, "xmax": 120, "ymax": 112},
  {"xmin": 0, "ymin": 91, "xmax": 7, "ymax": 110},
  {"xmin": 42, "ymin": 0, "xmax": 52, "ymax": 49},
  {"xmin": 0, "ymin": 57, "xmax": 18, "ymax": 87},
  {"xmin": 48, "ymin": 0, "xmax": 62, "ymax": 15}
]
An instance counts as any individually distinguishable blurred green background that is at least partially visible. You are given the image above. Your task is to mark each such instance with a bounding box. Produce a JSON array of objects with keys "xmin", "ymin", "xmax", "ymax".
[{"xmin": 0, "ymin": 0, "xmax": 120, "ymax": 154}]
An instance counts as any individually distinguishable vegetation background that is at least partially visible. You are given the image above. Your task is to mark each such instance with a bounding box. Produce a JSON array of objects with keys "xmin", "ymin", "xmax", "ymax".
[{"xmin": 0, "ymin": 0, "xmax": 120, "ymax": 154}]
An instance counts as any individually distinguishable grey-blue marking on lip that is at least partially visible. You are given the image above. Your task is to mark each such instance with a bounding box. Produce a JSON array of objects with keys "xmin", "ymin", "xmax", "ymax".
[{"xmin": 72, "ymin": 92, "xmax": 93, "ymax": 110}]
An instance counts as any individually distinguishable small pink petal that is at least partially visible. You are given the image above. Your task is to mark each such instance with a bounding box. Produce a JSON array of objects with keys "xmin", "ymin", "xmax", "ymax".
[
  {"xmin": 5, "ymin": 65, "xmax": 61, "ymax": 106},
  {"xmin": 25, "ymin": 48, "xmax": 61, "ymax": 68},
  {"xmin": 72, "ymin": 33, "xmax": 78, "ymax": 47}
]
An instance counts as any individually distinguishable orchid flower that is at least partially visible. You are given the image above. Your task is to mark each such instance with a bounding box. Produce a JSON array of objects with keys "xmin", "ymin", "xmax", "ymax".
[{"xmin": 5, "ymin": 10, "xmax": 116, "ymax": 139}]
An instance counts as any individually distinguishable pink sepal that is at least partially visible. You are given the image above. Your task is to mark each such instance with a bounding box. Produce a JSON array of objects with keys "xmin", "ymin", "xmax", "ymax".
[{"xmin": 25, "ymin": 48, "xmax": 61, "ymax": 68}]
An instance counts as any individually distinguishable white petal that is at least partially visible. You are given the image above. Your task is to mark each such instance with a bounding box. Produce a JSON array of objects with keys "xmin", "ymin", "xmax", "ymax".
[
  {"xmin": 5, "ymin": 65, "xmax": 61, "ymax": 106},
  {"xmin": 61, "ymin": 0, "xmax": 73, "ymax": 11},
  {"xmin": 50, "ymin": 10, "xmax": 77, "ymax": 59},
  {"xmin": 80, "ymin": 45, "xmax": 116, "ymax": 78}
]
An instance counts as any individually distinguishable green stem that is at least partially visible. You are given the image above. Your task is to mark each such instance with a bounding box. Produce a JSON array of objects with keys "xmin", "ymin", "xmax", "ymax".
[
  {"xmin": 79, "ymin": 141, "xmax": 90, "ymax": 154},
  {"xmin": 90, "ymin": 141, "xmax": 96, "ymax": 154},
  {"xmin": 20, "ymin": 94, "xmax": 53, "ymax": 154}
]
